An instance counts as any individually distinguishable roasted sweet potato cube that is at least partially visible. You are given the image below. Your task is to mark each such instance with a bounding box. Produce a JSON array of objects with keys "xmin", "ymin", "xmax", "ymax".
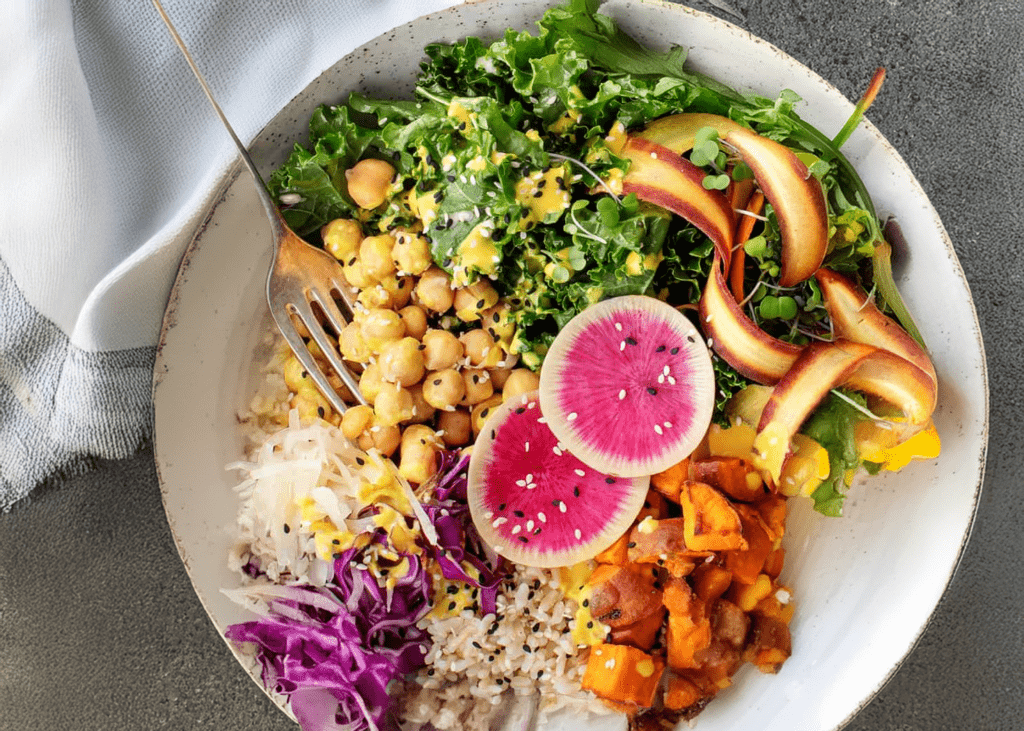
[
  {"xmin": 743, "ymin": 614, "xmax": 792, "ymax": 673},
  {"xmin": 691, "ymin": 563, "xmax": 733, "ymax": 604},
  {"xmin": 680, "ymin": 481, "xmax": 747, "ymax": 552},
  {"xmin": 664, "ymin": 673, "xmax": 703, "ymax": 711},
  {"xmin": 609, "ymin": 606, "xmax": 666, "ymax": 651},
  {"xmin": 709, "ymin": 598, "xmax": 750, "ymax": 651},
  {"xmin": 692, "ymin": 456, "xmax": 765, "ymax": 502},
  {"xmin": 628, "ymin": 517, "xmax": 704, "ymax": 577},
  {"xmin": 666, "ymin": 611, "xmax": 712, "ymax": 670},
  {"xmin": 581, "ymin": 643, "xmax": 665, "ymax": 708},
  {"xmin": 651, "ymin": 458, "xmax": 689, "ymax": 503},
  {"xmin": 756, "ymin": 494, "xmax": 787, "ymax": 544},
  {"xmin": 763, "ymin": 547, "xmax": 785, "ymax": 579},
  {"xmin": 595, "ymin": 530, "xmax": 631, "ymax": 565},
  {"xmin": 661, "ymin": 575, "xmax": 696, "ymax": 616},
  {"xmin": 728, "ymin": 572, "xmax": 773, "ymax": 612},
  {"xmin": 694, "ymin": 638, "xmax": 742, "ymax": 685},
  {"xmin": 724, "ymin": 505, "xmax": 774, "ymax": 585},
  {"xmin": 637, "ymin": 490, "xmax": 670, "ymax": 521},
  {"xmin": 586, "ymin": 564, "xmax": 663, "ymax": 628}
]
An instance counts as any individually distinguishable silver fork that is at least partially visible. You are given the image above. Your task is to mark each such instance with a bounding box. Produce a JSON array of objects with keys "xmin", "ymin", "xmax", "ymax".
[{"xmin": 152, "ymin": 0, "xmax": 366, "ymax": 415}]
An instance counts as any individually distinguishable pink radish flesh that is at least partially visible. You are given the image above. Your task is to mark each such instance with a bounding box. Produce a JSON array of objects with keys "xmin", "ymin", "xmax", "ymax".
[
  {"xmin": 467, "ymin": 391, "xmax": 649, "ymax": 568},
  {"xmin": 539, "ymin": 295, "xmax": 715, "ymax": 477}
]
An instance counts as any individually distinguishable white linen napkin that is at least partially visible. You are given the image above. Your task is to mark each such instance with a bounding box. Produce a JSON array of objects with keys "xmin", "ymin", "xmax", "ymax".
[{"xmin": 0, "ymin": 0, "xmax": 462, "ymax": 510}]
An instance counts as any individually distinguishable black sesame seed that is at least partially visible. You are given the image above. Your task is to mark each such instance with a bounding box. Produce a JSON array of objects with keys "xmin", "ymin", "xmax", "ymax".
[
  {"xmin": 428, "ymin": 668, "xmax": 435, "ymax": 676},
  {"xmin": 472, "ymin": 641, "xmax": 482, "ymax": 649},
  {"xmin": 518, "ymin": 536, "xmax": 529, "ymax": 543},
  {"xmin": 317, "ymin": 406, "xmax": 325, "ymax": 418},
  {"xmin": 582, "ymin": 599, "xmax": 589, "ymax": 607},
  {"xmin": 356, "ymin": 457, "xmax": 365, "ymax": 466},
  {"xmin": 447, "ymin": 584, "xmax": 459, "ymax": 594},
  {"xmin": 496, "ymin": 678, "xmax": 504, "ymax": 685},
  {"xmin": 533, "ymin": 528, "xmax": 542, "ymax": 535},
  {"xmin": 587, "ymin": 621, "xmax": 594, "ymax": 629},
  {"xmin": 333, "ymin": 552, "xmax": 343, "ymax": 559},
  {"xmin": 283, "ymin": 523, "xmax": 291, "ymax": 534},
  {"xmin": 552, "ymin": 499, "xmax": 562, "ymax": 507},
  {"xmin": 532, "ymin": 579, "xmax": 541, "ymax": 590},
  {"xmin": 504, "ymin": 213, "xmax": 511, "ymax": 225},
  {"xmin": 605, "ymin": 477, "xmax": 616, "ymax": 484},
  {"xmin": 656, "ymin": 345, "xmax": 666, "ymax": 352},
  {"xmin": 491, "ymin": 429, "xmax": 497, "ymax": 440},
  {"xmin": 488, "ymin": 655, "xmax": 495, "ymax": 661},
  {"xmin": 625, "ymin": 337, "xmax": 637, "ymax": 345},
  {"xmin": 671, "ymin": 346, "xmax": 680, "ymax": 354},
  {"xmin": 627, "ymin": 541, "xmax": 637, "ymax": 548},
  {"xmin": 687, "ymin": 335, "xmax": 695, "ymax": 343},
  {"xmin": 523, "ymin": 644, "xmax": 532, "ymax": 653},
  {"xmin": 448, "ymin": 601, "xmax": 457, "ymax": 611},
  {"xmin": 532, "ymin": 622, "xmax": 541, "ymax": 633},
  {"xmin": 498, "ymin": 503, "xmax": 506, "ymax": 511},
  {"xmin": 533, "ymin": 190, "xmax": 544, "ymax": 198},
  {"xmin": 434, "ymin": 191, "xmax": 443, "ymax": 203},
  {"xmin": 476, "ymin": 298, "xmax": 486, "ymax": 309},
  {"xmin": 538, "ymin": 180, "xmax": 547, "ymax": 189},
  {"xmin": 514, "ymin": 510, "xmax": 525, "ymax": 518},
  {"xmin": 647, "ymin": 387, "xmax": 658, "ymax": 395},
  {"xmin": 332, "ymin": 538, "xmax": 341, "ymax": 545},
  {"xmin": 527, "ymin": 590, "xmax": 535, "ymax": 600},
  {"xmin": 573, "ymin": 486, "xmax": 581, "ymax": 497},
  {"xmin": 515, "ymin": 407, "xmax": 526, "ymax": 414},
  {"xmin": 537, "ymin": 670, "xmax": 544, "ymax": 679}
]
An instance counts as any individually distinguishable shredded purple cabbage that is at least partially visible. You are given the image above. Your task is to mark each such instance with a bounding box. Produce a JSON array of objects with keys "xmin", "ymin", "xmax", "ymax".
[
  {"xmin": 420, "ymin": 450, "xmax": 507, "ymax": 615},
  {"xmin": 225, "ymin": 549, "xmax": 431, "ymax": 731}
]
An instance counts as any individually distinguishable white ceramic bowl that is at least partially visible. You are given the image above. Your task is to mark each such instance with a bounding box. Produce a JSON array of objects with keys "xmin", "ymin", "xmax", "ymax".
[{"xmin": 154, "ymin": 1, "xmax": 988, "ymax": 729}]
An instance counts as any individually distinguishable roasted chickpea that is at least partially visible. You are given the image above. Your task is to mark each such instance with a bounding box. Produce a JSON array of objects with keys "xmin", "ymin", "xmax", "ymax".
[
  {"xmin": 398, "ymin": 424, "xmax": 440, "ymax": 485},
  {"xmin": 422, "ymin": 369, "xmax": 466, "ymax": 411},
  {"xmin": 356, "ymin": 283, "xmax": 392, "ymax": 311},
  {"xmin": 437, "ymin": 408, "xmax": 472, "ymax": 448},
  {"xmin": 360, "ymin": 308, "xmax": 406, "ymax": 352},
  {"xmin": 459, "ymin": 328, "xmax": 504, "ymax": 368},
  {"xmin": 487, "ymin": 356, "xmax": 517, "ymax": 390},
  {"xmin": 500, "ymin": 368, "xmax": 540, "ymax": 402},
  {"xmin": 339, "ymin": 321, "xmax": 371, "ymax": 364},
  {"xmin": 461, "ymin": 368, "xmax": 494, "ymax": 406},
  {"xmin": 481, "ymin": 301, "xmax": 515, "ymax": 346},
  {"xmin": 421, "ymin": 329, "xmax": 463, "ymax": 371},
  {"xmin": 392, "ymin": 231, "xmax": 433, "ymax": 276},
  {"xmin": 398, "ymin": 305, "xmax": 428, "ymax": 341},
  {"xmin": 378, "ymin": 337, "xmax": 425, "ymax": 387},
  {"xmin": 358, "ymin": 362, "xmax": 386, "ymax": 404},
  {"xmin": 321, "ymin": 218, "xmax": 363, "ymax": 262},
  {"xmin": 415, "ymin": 267, "xmax": 455, "ymax": 313},
  {"xmin": 471, "ymin": 394, "xmax": 504, "ymax": 435},
  {"xmin": 373, "ymin": 383, "xmax": 415, "ymax": 426},
  {"xmin": 370, "ymin": 423, "xmax": 401, "ymax": 457},
  {"xmin": 345, "ymin": 158, "xmax": 395, "ymax": 210},
  {"xmin": 360, "ymin": 234, "xmax": 397, "ymax": 282},
  {"xmin": 453, "ymin": 279, "xmax": 499, "ymax": 322},
  {"xmin": 292, "ymin": 384, "xmax": 332, "ymax": 422},
  {"xmin": 406, "ymin": 383, "xmax": 436, "ymax": 424},
  {"xmin": 381, "ymin": 275, "xmax": 414, "ymax": 310},
  {"xmin": 282, "ymin": 355, "xmax": 312, "ymax": 393},
  {"xmin": 343, "ymin": 257, "xmax": 375, "ymax": 289},
  {"xmin": 341, "ymin": 404, "xmax": 374, "ymax": 441}
]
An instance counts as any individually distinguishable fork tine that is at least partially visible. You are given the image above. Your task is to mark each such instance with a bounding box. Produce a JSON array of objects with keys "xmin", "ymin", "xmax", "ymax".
[
  {"xmin": 288, "ymin": 297, "xmax": 368, "ymax": 409},
  {"xmin": 307, "ymin": 285, "xmax": 351, "ymax": 345},
  {"xmin": 270, "ymin": 307, "xmax": 352, "ymax": 416}
]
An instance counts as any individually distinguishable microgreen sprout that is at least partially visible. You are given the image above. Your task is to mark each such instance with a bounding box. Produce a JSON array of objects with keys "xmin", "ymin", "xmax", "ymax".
[
  {"xmin": 829, "ymin": 388, "xmax": 896, "ymax": 424},
  {"xmin": 547, "ymin": 152, "xmax": 620, "ymax": 203}
]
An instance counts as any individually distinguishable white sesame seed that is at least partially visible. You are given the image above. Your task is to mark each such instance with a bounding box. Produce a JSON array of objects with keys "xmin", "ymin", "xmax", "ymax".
[
  {"xmin": 526, "ymin": 473, "xmax": 533, "ymax": 483},
  {"xmin": 658, "ymin": 374, "xmax": 665, "ymax": 384},
  {"xmin": 574, "ymin": 529, "xmax": 582, "ymax": 540},
  {"xmin": 515, "ymin": 479, "xmax": 527, "ymax": 487},
  {"xmin": 567, "ymin": 412, "xmax": 578, "ymax": 421},
  {"xmin": 538, "ymin": 512, "xmax": 547, "ymax": 523},
  {"xmin": 618, "ymin": 389, "xmax": 626, "ymax": 400},
  {"xmin": 663, "ymin": 365, "xmax": 670, "ymax": 375},
  {"xmin": 574, "ymin": 469, "xmax": 585, "ymax": 477},
  {"xmin": 484, "ymin": 511, "xmax": 494, "ymax": 519},
  {"xmin": 654, "ymin": 424, "xmax": 664, "ymax": 435},
  {"xmin": 559, "ymin": 503, "xmax": 567, "ymax": 513},
  {"xmin": 512, "ymin": 525, "xmax": 522, "ymax": 535},
  {"xmin": 538, "ymin": 416, "xmax": 547, "ymax": 424},
  {"xmin": 615, "ymin": 322, "xmax": 623, "ymax": 331},
  {"xmin": 664, "ymin": 421, "xmax": 673, "ymax": 428},
  {"xmin": 668, "ymin": 376, "xmax": 676, "ymax": 385},
  {"xmin": 553, "ymin": 446, "xmax": 563, "ymax": 456},
  {"xmin": 527, "ymin": 402, "xmax": 536, "ymax": 409},
  {"xmin": 524, "ymin": 441, "xmax": 530, "ymax": 452},
  {"xmin": 708, "ymin": 338, "xmax": 715, "ymax": 348},
  {"xmin": 492, "ymin": 517, "xmax": 507, "ymax": 528},
  {"xmin": 620, "ymin": 341, "xmax": 626, "ymax": 351},
  {"xmin": 527, "ymin": 520, "xmax": 535, "ymax": 531}
]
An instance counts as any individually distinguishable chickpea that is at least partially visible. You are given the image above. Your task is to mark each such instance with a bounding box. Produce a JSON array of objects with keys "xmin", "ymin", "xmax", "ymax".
[
  {"xmin": 461, "ymin": 368, "xmax": 494, "ymax": 406},
  {"xmin": 481, "ymin": 302, "xmax": 515, "ymax": 346},
  {"xmin": 292, "ymin": 384, "xmax": 332, "ymax": 422},
  {"xmin": 339, "ymin": 322, "xmax": 371, "ymax": 364},
  {"xmin": 437, "ymin": 408, "xmax": 472, "ymax": 448},
  {"xmin": 321, "ymin": 218, "xmax": 363, "ymax": 262},
  {"xmin": 360, "ymin": 308, "xmax": 406, "ymax": 352},
  {"xmin": 398, "ymin": 305, "xmax": 428, "ymax": 341},
  {"xmin": 357, "ymin": 423, "xmax": 401, "ymax": 457},
  {"xmin": 381, "ymin": 275, "xmax": 414, "ymax": 310},
  {"xmin": 392, "ymin": 230, "xmax": 433, "ymax": 276},
  {"xmin": 471, "ymin": 395, "xmax": 504, "ymax": 435},
  {"xmin": 459, "ymin": 328, "xmax": 504, "ymax": 368},
  {"xmin": 398, "ymin": 424, "xmax": 440, "ymax": 485},
  {"xmin": 360, "ymin": 234, "xmax": 397, "ymax": 282},
  {"xmin": 341, "ymin": 404, "xmax": 374, "ymax": 441},
  {"xmin": 378, "ymin": 337, "xmax": 425, "ymax": 387},
  {"xmin": 282, "ymin": 355, "xmax": 312, "ymax": 393},
  {"xmin": 422, "ymin": 369, "xmax": 466, "ymax": 411},
  {"xmin": 453, "ymin": 279, "xmax": 499, "ymax": 322},
  {"xmin": 406, "ymin": 383, "xmax": 436, "ymax": 424},
  {"xmin": 421, "ymin": 329, "xmax": 463, "ymax": 371},
  {"xmin": 345, "ymin": 158, "xmax": 395, "ymax": 210},
  {"xmin": 373, "ymin": 383, "xmax": 415, "ymax": 426},
  {"xmin": 358, "ymin": 362, "xmax": 386, "ymax": 404},
  {"xmin": 501, "ymin": 368, "xmax": 540, "ymax": 402},
  {"xmin": 488, "ymin": 356, "xmax": 517, "ymax": 390},
  {"xmin": 343, "ymin": 257, "xmax": 375, "ymax": 289},
  {"xmin": 415, "ymin": 267, "xmax": 455, "ymax": 313},
  {"xmin": 356, "ymin": 283, "xmax": 392, "ymax": 311}
]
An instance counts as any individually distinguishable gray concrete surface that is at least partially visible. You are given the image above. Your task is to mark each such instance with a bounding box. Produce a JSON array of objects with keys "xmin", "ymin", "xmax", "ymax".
[{"xmin": 2, "ymin": 0, "xmax": 1022, "ymax": 729}]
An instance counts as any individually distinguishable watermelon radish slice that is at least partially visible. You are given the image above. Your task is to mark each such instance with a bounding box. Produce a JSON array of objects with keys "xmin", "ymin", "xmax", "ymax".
[
  {"xmin": 467, "ymin": 391, "xmax": 650, "ymax": 568},
  {"xmin": 539, "ymin": 295, "xmax": 715, "ymax": 478}
]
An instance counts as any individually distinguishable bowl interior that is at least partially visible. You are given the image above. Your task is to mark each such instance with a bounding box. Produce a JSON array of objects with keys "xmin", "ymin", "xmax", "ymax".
[{"xmin": 154, "ymin": 2, "xmax": 987, "ymax": 730}]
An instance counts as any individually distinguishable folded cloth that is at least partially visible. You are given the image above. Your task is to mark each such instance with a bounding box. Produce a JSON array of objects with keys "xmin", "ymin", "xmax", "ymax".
[{"xmin": 0, "ymin": 0, "xmax": 461, "ymax": 511}]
